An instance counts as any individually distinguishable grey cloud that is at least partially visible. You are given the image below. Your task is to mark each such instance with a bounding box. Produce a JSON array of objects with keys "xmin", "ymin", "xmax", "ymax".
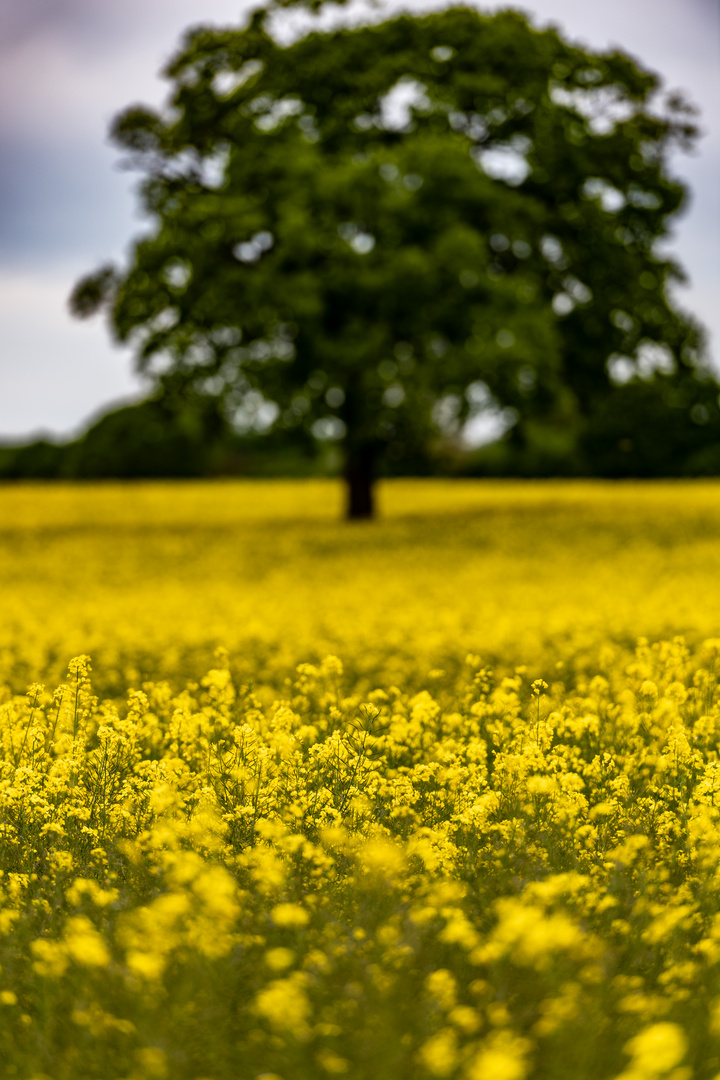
[
  {"xmin": 0, "ymin": 0, "xmax": 212, "ymax": 52},
  {"xmin": 0, "ymin": 0, "xmax": 141, "ymax": 56},
  {"xmin": 0, "ymin": 0, "xmax": 255, "ymax": 269},
  {"xmin": 0, "ymin": 136, "xmax": 136, "ymax": 265}
]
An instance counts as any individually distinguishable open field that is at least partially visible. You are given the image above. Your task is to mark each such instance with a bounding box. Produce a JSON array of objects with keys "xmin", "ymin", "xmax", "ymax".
[
  {"xmin": 2, "ymin": 479, "xmax": 720, "ymax": 1078},
  {"xmin": 3, "ymin": 477, "xmax": 720, "ymax": 693}
]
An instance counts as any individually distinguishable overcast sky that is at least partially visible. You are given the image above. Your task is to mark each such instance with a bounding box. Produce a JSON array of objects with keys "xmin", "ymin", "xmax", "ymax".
[{"xmin": 0, "ymin": 0, "xmax": 718, "ymax": 441}]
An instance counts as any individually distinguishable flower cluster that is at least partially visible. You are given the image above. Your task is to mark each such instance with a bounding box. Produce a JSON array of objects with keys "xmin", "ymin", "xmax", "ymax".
[
  {"xmin": 0, "ymin": 638, "xmax": 718, "ymax": 1077},
  {"xmin": 2, "ymin": 478, "xmax": 720, "ymax": 1078}
]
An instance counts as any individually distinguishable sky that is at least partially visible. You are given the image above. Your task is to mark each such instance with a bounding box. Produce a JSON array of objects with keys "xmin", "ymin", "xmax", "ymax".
[{"xmin": 0, "ymin": 0, "xmax": 718, "ymax": 442}]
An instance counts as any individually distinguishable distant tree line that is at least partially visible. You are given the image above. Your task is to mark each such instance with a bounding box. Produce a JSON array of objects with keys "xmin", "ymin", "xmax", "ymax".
[
  {"xmin": 1, "ymin": 375, "xmax": 719, "ymax": 481},
  {"xmin": 0, "ymin": 394, "xmax": 317, "ymax": 481}
]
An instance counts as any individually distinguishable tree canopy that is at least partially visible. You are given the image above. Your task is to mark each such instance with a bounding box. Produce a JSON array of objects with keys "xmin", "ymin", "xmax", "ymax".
[{"xmin": 71, "ymin": 1, "xmax": 710, "ymax": 516}]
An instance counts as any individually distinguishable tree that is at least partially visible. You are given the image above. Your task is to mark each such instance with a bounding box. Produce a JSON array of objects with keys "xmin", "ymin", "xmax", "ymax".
[{"xmin": 71, "ymin": 1, "xmax": 709, "ymax": 517}]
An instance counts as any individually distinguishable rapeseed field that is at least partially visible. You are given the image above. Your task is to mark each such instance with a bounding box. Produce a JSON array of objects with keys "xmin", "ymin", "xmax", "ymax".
[{"xmin": 3, "ymin": 478, "xmax": 720, "ymax": 1079}]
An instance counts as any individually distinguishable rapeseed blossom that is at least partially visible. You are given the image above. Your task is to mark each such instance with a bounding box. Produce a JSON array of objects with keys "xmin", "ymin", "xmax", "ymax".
[{"xmin": 1, "ymin": 479, "xmax": 720, "ymax": 1077}]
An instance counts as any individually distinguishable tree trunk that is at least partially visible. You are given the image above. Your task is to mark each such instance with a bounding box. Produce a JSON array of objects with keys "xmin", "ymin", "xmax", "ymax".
[{"xmin": 344, "ymin": 442, "xmax": 375, "ymax": 520}]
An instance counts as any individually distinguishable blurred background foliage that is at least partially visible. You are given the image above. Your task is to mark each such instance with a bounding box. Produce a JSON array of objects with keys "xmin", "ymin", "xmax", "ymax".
[{"xmin": 2, "ymin": 368, "xmax": 719, "ymax": 481}]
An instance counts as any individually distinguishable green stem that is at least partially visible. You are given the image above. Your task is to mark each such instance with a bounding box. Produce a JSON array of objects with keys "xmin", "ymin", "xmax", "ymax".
[{"xmin": 15, "ymin": 687, "xmax": 40, "ymax": 768}]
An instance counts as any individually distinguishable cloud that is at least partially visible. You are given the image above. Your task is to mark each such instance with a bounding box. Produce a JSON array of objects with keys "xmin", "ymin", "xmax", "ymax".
[
  {"xmin": 0, "ymin": 267, "xmax": 145, "ymax": 439},
  {"xmin": 0, "ymin": 139, "xmax": 138, "ymax": 264},
  {"xmin": 0, "ymin": 0, "xmax": 257, "ymax": 264},
  {"xmin": 0, "ymin": 0, "xmax": 254, "ymax": 266},
  {"xmin": 0, "ymin": 1, "xmax": 123, "ymax": 52},
  {"xmin": 0, "ymin": 0, "xmax": 238, "ymax": 55}
]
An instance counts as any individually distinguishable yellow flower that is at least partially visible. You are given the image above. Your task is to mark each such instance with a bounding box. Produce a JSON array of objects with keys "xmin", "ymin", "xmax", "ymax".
[
  {"xmin": 465, "ymin": 1032, "xmax": 532, "ymax": 1080},
  {"xmin": 617, "ymin": 1022, "xmax": 688, "ymax": 1079},
  {"xmin": 417, "ymin": 1029, "xmax": 458, "ymax": 1077},
  {"xmin": 425, "ymin": 969, "xmax": 458, "ymax": 1011},
  {"xmin": 270, "ymin": 903, "xmax": 310, "ymax": 929},
  {"xmin": 254, "ymin": 973, "xmax": 312, "ymax": 1038},
  {"xmin": 63, "ymin": 915, "xmax": 110, "ymax": 968},
  {"xmin": 265, "ymin": 947, "xmax": 295, "ymax": 971}
]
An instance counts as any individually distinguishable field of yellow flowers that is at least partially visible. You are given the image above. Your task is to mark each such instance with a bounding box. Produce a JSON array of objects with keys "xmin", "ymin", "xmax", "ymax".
[{"xmin": 3, "ymin": 478, "xmax": 720, "ymax": 1079}]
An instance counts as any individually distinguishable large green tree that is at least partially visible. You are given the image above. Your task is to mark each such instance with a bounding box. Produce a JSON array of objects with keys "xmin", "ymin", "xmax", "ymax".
[{"xmin": 72, "ymin": 1, "xmax": 708, "ymax": 516}]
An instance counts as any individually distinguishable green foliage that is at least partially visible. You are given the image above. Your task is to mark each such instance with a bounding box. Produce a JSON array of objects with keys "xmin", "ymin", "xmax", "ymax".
[
  {"xmin": 461, "ymin": 375, "xmax": 720, "ymax": 478},
  {"xmin": 70, "ymin": 2, "xmax": 711, "ymax": 511},
  {"xmin": 0, "ymin": 397, "xmax": 318, "ymax": 481}
]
